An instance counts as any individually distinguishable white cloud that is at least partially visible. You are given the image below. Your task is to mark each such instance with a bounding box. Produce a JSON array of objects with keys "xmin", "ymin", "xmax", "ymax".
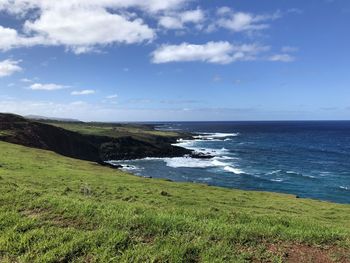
[
  {"xmin": 281, "ymin": 46, "xmax": 299, "ymax": 53},
  {"xmin": 215, "ymin": 7, "xmax": 281, "ymax": 33},
  {"xmin": 216, "ymin": 6, "xmax": 231, "ymax": 16},
  {"xmin": 23, "ymin": 8, "xmax": 155, "ymax": 53},
  {"xmin": 180, "ymin": 9, "xmax": 205, "ymax": 23},
  {"xmin": 106, "ymin": 94, "xmax": 118, "ymax": 99},
  {"xmin": 158, "ymin": 8, "xmax": 205, "ymax": 29},
  {"xmin": 29, "ymin": 83, "xmax": 68, "ymax": 91},
  {"xmin": 0, "ymin": 0, "xmax": 190, "ymax": 53},
  {"xmin": 159, "ymin": 16, "xmax": 183, "ymax": 29},
  {"xmin": 269, "ymin": 54, "xmax": 295, "ymax": 62},
  {"xmin": 151, "ymin": 41, "xmax": 269, "ymax": 64},
  {"xmin": 20, "ymin": 78, "xmax": 32, "ymax": 83},
  {"xmin": 0, "ymin": 25, "xmax": 48, "ymax": 51},
  {"xmin": 0, "ymin": 59, "xmax": 22, "ymax": 77},
  {"xmin": 70, "ymin": 101, "xmax": 87, "ymax": 106},
  {"xmin": 71, "ymin": 89, "xmax": 96, "ymax": 95},
  {"xmin": 0, "ymin": 0, "xmax": 187, "ymax": 15}
]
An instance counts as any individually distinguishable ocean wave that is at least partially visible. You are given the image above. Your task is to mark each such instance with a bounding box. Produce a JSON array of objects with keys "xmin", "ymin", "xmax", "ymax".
[
  {"xmin": 266, "ymin": 170, "xmax": 282, "ymax": 175},
  {"xmin": 109, "ymin": 130, "xmax": 244, "ymax": 175},
  {"xmin": 223, "ymin": 166, "xmax": 244, "ymax": 174},
  {"xmin": 169, "ymin": 133, "xmax": 243, "ymax": 174},
  {"xmin": 173, "ymin": 140, "xmax": 230, "ymax": 157},
  {"xmin": 164, "ymin": 157, "xmax": 226, "ymax": 168},
  {"xmin": 214, "ymin": 155, "xmax": 238, "ymax": 160},
  {"xmin": 106, "ymin": 161, "xmax": 143, "ymax": 172},
  {"xmin": 122, "ymin": 164, "xmax": 142, "ymax": 171},
  {"xmin": 265, "ymin": 169, "xmax": 318, "ymax": 181},
  {"xmin": 153, "ymin": 156, "xmax": 244, "ymax": 175},
  {"xmin": 285, "ymin": 170, "xmax": 316, "ymax": 179},
  {"xmin": 339, "ymin": 186, "xmax": 349, "ymax": 191},
  {"xmin": 198, "ymin": 177, "xmax": 212, "ymax": 181},
  {"xmin": 270, "ymin": 178, "xmax": 284, "ymax": 182},
  {"xmin": 194, "ymin": 132, "xmax": 239, "ymax": 140},
  {"xmin": 172, "ymin": 139, "xmax": 193, "ymax": 147},
  {"xmin": 319, "ymin": 171, "xmax": 331, "ymax": 177}
]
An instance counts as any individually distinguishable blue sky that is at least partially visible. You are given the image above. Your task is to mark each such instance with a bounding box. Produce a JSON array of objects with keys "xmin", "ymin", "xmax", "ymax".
[{"xmin": 0, "ymin": 0, "xmax": 349, "ymax": 121}]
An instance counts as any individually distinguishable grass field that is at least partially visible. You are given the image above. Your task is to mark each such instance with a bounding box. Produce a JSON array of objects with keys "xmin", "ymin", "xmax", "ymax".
[
  {"xmin": 45, "ymin": 122, "xmax": 182, "ymax": 141},
  {"xmin": 0, "ymin": 141, "xmax": 349, "ymax": 262}
]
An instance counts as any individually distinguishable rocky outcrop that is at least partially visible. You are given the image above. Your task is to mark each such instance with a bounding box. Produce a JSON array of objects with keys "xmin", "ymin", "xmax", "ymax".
[{"xmin": 99, "ymin": 136, "xmax": 190, "ymax": 160}]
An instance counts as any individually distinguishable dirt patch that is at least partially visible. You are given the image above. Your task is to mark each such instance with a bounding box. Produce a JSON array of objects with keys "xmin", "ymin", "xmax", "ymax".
[
  {"xmin": 21, "ymin": 208, "xmax": 48, "ymax": 219},
  {"xmin": 21, "ymin": 208, "xmax": 95, "ymax": 230},
  {"xmin": 268, "ymin": 243, "xmax": 350, "ymax": 263},
  {"xmin": 48, "ymin": 215, "xmax": 96, "ymax": 231}
]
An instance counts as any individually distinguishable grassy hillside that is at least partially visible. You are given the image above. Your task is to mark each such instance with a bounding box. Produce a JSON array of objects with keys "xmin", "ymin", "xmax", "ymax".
[
  {"xmin": 0, "ymin": 141, "xmax": 349, "ymax": 262},
  {"xmin": 43, "ymin": 121, "xmax": 185, "ymax": 142}
]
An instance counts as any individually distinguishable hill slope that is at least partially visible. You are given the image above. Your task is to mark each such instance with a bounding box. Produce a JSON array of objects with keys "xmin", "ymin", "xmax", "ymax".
[
  {"xmin": 0, "ymin": 113, "xmax": 191, "ymax": 162},
  {"xmin": 0, "ymin": 141, "xmax": 349, "ymax": 262}
]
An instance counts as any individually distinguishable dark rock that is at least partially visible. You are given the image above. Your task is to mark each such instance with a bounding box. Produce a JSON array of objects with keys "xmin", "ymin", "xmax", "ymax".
[
  {"xmin": 163, "ymin": 179, "xmax": 173, "ymax": 182},
  {"xmin": 63, "ymin": 187, "xmax": 72, "ymax": 194},
  {"xmin": 98, "ymin": 137, "xmax": 191, "ymax": 161},
  {"xmin": 190, "ymin": 152, "xmax": 213, "ymax": 159},
  {"xmin": 160, "ymin": 191, "xmax": 171, "ymax": 196},
  {"xmin": 80, "ymin": 185, "xmax": 92, "ymax": 196},
  {"xmin": 98, "ymin": 161, "xmax": 123, "ymax": 169}
]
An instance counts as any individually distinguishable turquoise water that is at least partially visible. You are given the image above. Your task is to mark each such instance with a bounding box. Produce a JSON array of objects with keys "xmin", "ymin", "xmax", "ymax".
[{"xmin": 110, "ymin": 121, "xmax": 350, "ymax": 204}]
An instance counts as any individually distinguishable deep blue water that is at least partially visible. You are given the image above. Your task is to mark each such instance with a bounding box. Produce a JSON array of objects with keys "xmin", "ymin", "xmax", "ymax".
[{"xmin": 110, "ymin": 121, "xmax": 350, "ymax": 204}]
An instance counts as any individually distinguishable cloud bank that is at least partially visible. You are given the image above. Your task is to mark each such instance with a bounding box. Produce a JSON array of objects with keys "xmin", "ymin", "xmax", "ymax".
[
  {"xmin": 0, "ymin": 0, "xmax": 188, "ymax": 53},
  {"xmin": 71, "ymin": 90, "xmax": 96, "ymax": 95},
  {"xmin": 152, "ymin": 41, "xmax": 270, "ymax": 64},
  {"xmin": 28, "ymin": 83, "xmax": 69, "ymax": 91}
]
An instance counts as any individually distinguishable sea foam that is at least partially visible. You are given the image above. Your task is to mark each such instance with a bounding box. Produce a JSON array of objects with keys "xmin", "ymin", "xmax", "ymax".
[
  {"xmin": 170, "ymin": 135, "xmax": 244, "ymax": 174},
  {"xmin": 193, "ymin": 132, "xmax": 239, "ymax": 140}
]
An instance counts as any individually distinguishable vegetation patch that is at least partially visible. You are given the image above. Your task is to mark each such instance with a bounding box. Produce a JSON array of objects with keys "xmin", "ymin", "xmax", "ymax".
[
  {"xmin": 0, "ymin": 130, "xmax": 14, "ymax": 137},
  {"xmin": 0, "ymin": 141, "xmax": 349, "ymax": 262}
]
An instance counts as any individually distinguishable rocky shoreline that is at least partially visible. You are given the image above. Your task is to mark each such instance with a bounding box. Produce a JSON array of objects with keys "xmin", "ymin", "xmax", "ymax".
[{"xmin": 0, "ymin": 113, "xmax": 210, "ymax": 166}]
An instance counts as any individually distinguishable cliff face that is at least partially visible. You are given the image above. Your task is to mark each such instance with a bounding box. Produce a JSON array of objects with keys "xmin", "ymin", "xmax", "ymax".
[
  {"xmin": 0, "ymin": 113, "xmax": 191, "ymax": 162},
  {"xmin": 0, "ymin": 114, "xmax": 101, "ymax": 162}
]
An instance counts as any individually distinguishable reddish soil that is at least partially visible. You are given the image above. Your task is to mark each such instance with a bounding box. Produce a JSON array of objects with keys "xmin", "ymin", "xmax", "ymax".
[{"xmin": 269, "ymin": 243, "xmax": 350, "ymax": 263}]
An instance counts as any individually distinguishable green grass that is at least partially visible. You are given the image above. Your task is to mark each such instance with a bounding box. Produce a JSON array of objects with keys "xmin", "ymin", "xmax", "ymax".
[
  {"xmin": 0, "ymin": 130, "xmax": 14, "ymax": 137},
  {"xmin": 46, "ymin": 122, "xmax": 181, "ymax": 140},
  {"xmin": 0, "ymin": 141, "xmax": 349, "ymax": 262}
]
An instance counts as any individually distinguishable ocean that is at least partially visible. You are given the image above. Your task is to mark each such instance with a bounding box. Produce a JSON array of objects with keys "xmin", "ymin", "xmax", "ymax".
[{"xmin": 109, "ymin": 121, "xmax": 350, "ymax": 204}]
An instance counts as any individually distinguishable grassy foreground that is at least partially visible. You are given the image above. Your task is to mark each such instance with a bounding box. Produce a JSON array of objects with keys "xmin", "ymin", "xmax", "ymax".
[{"xmin": 0, "ymin": 141, "xmax": 349, "ymax": 262}]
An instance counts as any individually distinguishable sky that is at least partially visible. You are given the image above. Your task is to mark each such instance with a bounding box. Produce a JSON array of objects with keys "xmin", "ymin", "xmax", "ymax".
[{"xmin": 0, "ymin": 0, "xmax": 349, "ymax": 121}]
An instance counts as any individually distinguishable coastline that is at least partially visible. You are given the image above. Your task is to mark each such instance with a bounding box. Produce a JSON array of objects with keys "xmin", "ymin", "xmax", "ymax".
[
  {"xmin": 1, "ymin": 114, "xmax": 349, "ymax": 205},
  {"xmin": 0, "ymin": 113, "xmax": 202, "ymax": 163},
  {"xmin": 106, "ymin": 123, "xmax": 350, "ymax": 205}
]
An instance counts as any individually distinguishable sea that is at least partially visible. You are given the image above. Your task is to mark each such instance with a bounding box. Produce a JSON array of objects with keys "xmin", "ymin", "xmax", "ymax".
[{"xmin": 108, "ymin": 121, "xmax": 350, "ymax": 204}]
